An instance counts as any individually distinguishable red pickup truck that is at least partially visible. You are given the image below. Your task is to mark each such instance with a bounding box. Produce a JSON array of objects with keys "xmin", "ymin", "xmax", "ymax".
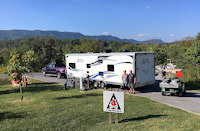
[{"xmin": 42, "ymin": 62, "xmax": 66, "ymax": 79}]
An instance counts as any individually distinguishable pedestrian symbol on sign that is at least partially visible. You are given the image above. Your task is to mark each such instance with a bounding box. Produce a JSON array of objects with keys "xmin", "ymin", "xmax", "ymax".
[{"xmin": 107, "ymin": 94, "xmax": 121, "ymax": 111}]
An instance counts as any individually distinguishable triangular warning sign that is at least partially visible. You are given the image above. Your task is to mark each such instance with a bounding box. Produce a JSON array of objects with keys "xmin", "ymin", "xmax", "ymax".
[
  {"xmin": 107, "ymin": 93, "xmax": 121, "ymax": 110},
  {"xmin": 176, "ymin": 71, "xmax": 183, "ymax": 77}
]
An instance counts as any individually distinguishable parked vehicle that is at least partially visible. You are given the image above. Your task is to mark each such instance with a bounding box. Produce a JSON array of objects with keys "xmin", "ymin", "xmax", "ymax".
[
  {"xmin": 159, "ymin": 69, "xmax": 186, "ymax": 97},
  {"xmin": 65, "ymin": 52, "xmax": 155, "ymax": 88},
  {"xmin": 42, "ymin": 62, "xmax": 66, "ymax": 79}
]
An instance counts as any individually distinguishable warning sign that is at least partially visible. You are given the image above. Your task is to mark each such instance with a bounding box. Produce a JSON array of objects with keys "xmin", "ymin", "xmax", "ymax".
[
  {"xmin": 107, "ymin": 94, "xmax": 121, "ymax": 110},
  {"xmin": 103, "ymin": 91, "xmax": 124, "ymax": 113},
  {"xmin": 176, "ymin": 71, "xmax": 183, "ymax": 77}
]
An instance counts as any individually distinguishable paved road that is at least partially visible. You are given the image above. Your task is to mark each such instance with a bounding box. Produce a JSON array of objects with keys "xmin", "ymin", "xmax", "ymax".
[
  {"xmin": 25, "ymin": 73, "xmax": 66, "ymax": 85},
  {"xmin": 2, "ymin": 73, "xmax": 200, "ymax": 115},
  {"xmin": 136, "ymin": 81, "xmax": 200, "ymax": 116},
  {"xmin": 0, "ymin": 74, "xmax": 8, "ymax": 77}
]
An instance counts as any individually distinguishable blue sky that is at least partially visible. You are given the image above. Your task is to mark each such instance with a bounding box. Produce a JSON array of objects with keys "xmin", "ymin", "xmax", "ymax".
[{"xmin": 0, "ymin": 0, "xmax": 200, "ymax": 42}]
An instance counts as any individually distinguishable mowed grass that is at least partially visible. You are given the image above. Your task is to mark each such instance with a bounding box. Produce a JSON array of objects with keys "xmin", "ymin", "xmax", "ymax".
[{"xmin": 0, "ymin": 77, "xmax": 200, "ymax": 130}]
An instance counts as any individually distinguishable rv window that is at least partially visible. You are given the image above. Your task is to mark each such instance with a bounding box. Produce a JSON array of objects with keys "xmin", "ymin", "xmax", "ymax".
[
  {"xmin": 99, "ymin": 72, "xmax": 103, "ymax": 76},
  {"xmin": 87, "ymin": 64, "xmax": 91, "ymax": 68},
  {"xmin": 98, "ymin": 60, "xmax": 103, "ymax": 63},
  {"xmin": 69, "ymin": 63, "xmax": 76, "ymax": 69},
  {"xmin": 107, "ymin": 65, "xmax": 114, "ymax": 72}
]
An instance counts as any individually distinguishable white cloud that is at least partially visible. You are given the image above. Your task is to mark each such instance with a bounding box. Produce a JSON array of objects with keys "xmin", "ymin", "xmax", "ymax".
[
  {"xmin": 170, "ymin": 33, "xmax": 174, "ymax": 37},
  {"xmin": 103, "ymin": 32, "xmax": 110, "ymax": 35},
  {"xmin": 145, "ymin": 5, "xmax": 150, "ymax": 9}
]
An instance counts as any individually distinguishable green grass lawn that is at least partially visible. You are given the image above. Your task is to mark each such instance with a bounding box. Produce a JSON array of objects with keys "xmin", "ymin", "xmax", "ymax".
[{"xmin": 0, "ymin": 77, "xmax": 200, "ymax": 130}]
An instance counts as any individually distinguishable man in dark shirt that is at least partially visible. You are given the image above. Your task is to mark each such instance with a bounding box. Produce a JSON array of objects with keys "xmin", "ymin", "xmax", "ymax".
[{"xmin": 128, "ymin": 70, "xmax": 136, "ymax": 94}]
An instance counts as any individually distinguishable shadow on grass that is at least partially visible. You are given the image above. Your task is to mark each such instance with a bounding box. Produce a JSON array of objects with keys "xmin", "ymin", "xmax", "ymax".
[
  {"xmin": 119, "ymin": 114, "xmax": 167, "ymax": 123},
  {"xmin": 55, "ymin": 93, "xmax": 101, "ymax": 100},
  {"xmin": 0, "ymin": 88, "xmax": 19, "ymax": 95},
  {"xmin": 23, "ymin": 83, "xmax": 63, "ymax": 92},
  {"xmin": 0, "ymin": 83, "xmax": 63, "ymax": 95},
  {"xmin": 0, "ymin": 112, "xmax": 26, "ymax": 121}
]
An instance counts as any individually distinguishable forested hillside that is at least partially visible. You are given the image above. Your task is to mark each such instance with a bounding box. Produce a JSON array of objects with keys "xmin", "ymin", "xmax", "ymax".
[
  {"xmin": 0, "ymin": 33, "xmax": 200, "ymax": 89},
  {"xmin": 0, "ymin": 30, "xmax": 165, "ymax": 44}
]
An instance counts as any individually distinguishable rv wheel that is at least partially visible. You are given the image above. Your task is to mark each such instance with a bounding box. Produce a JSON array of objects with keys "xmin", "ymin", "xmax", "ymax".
[
  {"xmin": 100, "ymin": 82, "xmax": 105, "ymax": 88},
  {"xmin": 93, "ymin": 81, "xmax": 98, "ymax": 88},
  {"xmin": 43, "ymin": 71, "xmax": 46, "ymax": 76}
]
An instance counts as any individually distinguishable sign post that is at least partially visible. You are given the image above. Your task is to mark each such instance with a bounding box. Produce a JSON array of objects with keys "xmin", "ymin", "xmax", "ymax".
[
  {"xmin": 103, "ymin": 91, "xmax": 124, "ymax": 124},
  {"xmin": 109, "ymin": 112, "xmax": 112, "ymax": 125},
  {"xmin": 115, "ymin": 113, "xmax": 119, "ymax": 124}
]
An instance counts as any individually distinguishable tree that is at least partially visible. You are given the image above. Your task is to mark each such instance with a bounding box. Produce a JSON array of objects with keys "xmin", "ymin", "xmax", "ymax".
[
  {"xmin": 23, "ymin": 51, "xmax": 36, "ymax": 72},
  {"xmin": 182, "ymin": 36, "xmax": 195, "ymax": 41},
  {"xmin": 5, "ymin": 50, "xmax": 35, "ymax": 100},
  {"xmin": 0, "ymin": 56, "xmax": 3, "ymax": 65},
  {"xmin": 42, "ymin": 38, "xmax": 56, "ymax": 65},
  {"xmin": 196, "ymin": 32, "xmax": 200, "ymax": 40},
  {"xmin": 6, "ymin": 50, "xmax": 35, "ymax": 78},
  {"xmin": 146, "ymin": 44, "xmax": 167, "ymax": 65},
  {"xmin": 56, "ymin": 46, "xmax": 64, "ymax": 62}
]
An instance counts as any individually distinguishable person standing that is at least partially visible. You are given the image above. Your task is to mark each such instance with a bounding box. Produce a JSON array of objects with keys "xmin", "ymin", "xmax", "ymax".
[
  {"xmin": 128, "ymin": 70, "xmax": 136, "ymax": 94},
  {"xmin": 121, "ymin": 70, "xmax": 128, "ymax": 93}
]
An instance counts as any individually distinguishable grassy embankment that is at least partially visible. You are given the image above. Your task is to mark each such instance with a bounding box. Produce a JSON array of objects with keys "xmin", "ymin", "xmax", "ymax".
[{"xmin": 0, "ymin": 77, "xmax": 200, "ymax": 130}]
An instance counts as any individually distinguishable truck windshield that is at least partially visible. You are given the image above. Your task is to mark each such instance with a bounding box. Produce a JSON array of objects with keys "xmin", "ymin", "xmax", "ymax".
[{"xmin": 55, "ymin": 63, "xmax": 65, "ymax": 67}]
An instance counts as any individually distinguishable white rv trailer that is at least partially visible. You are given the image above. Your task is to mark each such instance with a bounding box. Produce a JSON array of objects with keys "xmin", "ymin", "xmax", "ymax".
[{"xmin": 65, "ymin": 52, "xmax": 155, "ymax": 88}]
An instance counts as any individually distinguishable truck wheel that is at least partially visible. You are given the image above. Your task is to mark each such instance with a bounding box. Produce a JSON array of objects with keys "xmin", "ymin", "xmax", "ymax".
[
  {"xmin": 93, "ymin": 81, "xmax": 98, "ymax": 88},
  {"xmin": 100, "ymin": 82, "xmax": 105, "ymax": 89},
  {"xmin": 57, "ymin": 72, "xmax": 61, "ymax": 79},
  {"xmin": 43, "ymin": 71, "xmax": 46, "ymax": 76}
]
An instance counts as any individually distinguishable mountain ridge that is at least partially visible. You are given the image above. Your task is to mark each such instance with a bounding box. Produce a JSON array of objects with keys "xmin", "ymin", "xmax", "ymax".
[{"xmin": 0, "ymin": 30, "xmax": 165, "ymax": 44}]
